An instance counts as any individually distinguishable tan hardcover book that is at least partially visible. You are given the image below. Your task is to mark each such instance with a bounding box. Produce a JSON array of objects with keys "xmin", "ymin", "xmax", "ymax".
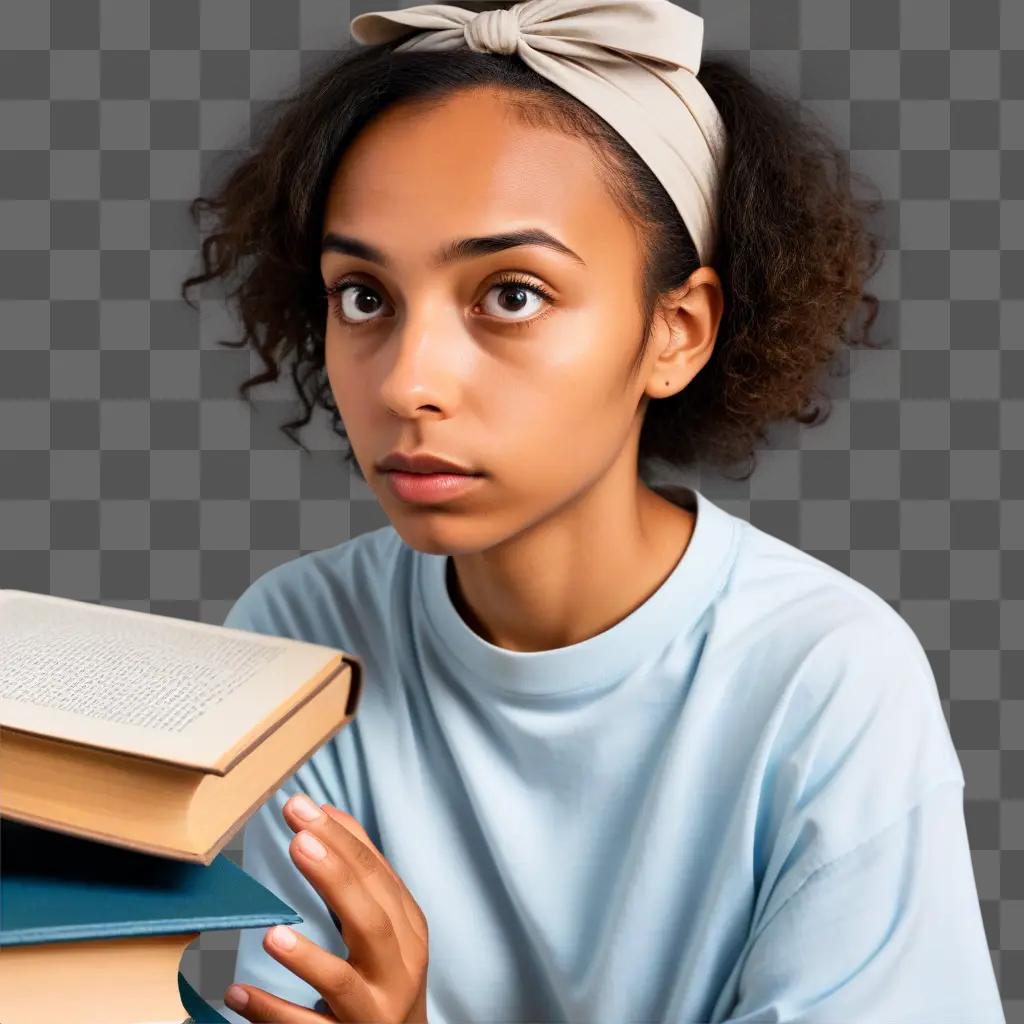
[{"xmin": 0, "ymin": 588, "xmax": 364, "ymax": 865}]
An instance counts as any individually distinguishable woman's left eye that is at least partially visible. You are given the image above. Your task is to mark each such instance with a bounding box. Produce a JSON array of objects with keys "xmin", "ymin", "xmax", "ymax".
[
  {"xmin": 324, "ymin": 274, "xmax": 555, "ymax": 328},
  {"xmin": 478, "ymin": 277, "xmax": 555, "ymax": 323}
]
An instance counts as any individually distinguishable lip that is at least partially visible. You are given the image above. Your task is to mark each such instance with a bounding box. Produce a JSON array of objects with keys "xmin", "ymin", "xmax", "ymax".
[
  {"xmin": 376, "ymin": 450, "xmax": 478, "ymax": 475},
  {"xmin": 384, "ymin": 470, "xmax": 484, "ymax": 505}
]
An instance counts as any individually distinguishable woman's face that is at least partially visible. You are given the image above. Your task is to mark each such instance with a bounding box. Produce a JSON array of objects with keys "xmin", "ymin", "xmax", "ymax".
[{"xmin": 320, "ymin": 86, "xmax": 673, "ymax": 555}]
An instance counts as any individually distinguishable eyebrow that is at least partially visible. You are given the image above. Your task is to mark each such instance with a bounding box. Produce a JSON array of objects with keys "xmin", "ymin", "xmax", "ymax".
[{"xmin": 321, "ymin": 228, "xmax": 586, "ymax": 270}]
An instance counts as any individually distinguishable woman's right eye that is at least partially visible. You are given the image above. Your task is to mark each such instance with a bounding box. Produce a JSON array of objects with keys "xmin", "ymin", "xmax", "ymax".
[{"xmin": 326, "ymin": 282, "xmax": 387, "ymax": 326}]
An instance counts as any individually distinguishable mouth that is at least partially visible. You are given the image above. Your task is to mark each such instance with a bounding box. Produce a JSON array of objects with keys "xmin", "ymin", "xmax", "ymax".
[{"xmin": 383, "ymin": 469, "xmax": 484, "ymax": 505}]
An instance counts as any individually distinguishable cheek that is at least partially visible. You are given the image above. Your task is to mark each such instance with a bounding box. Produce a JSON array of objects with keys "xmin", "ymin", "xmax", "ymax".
[
  {"xmin": 324, "ymin": 347, "xmax": 359, "ymax": 406},
  {"xmin": 519, "ymin": 331, "xmax": 632, "ymax": 427},
  {"xmin": 323, "ymin": 353, "xmax": 372, "ymax": 443},
  {"xmin": 322, "ymin": 308, "xmax": 631, "ymax": 442},
  {"xmin": 491, "ymin": 356, "xmax": 625, "ymax": 472}
]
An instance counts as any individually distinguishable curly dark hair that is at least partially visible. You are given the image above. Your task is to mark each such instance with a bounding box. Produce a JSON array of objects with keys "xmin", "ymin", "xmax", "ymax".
[{"xmin": 181, "ymin": 28, "xmax": 887, "ymax": 484}]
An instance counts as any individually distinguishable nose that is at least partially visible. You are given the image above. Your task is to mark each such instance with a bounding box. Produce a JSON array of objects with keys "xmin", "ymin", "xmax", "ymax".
[{"xmin": 376, "ymin": 303, "xmax": 465, "ymax": 419}]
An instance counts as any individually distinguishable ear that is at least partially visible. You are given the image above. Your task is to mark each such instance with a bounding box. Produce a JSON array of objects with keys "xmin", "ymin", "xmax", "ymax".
[{"xmin": 643, "ymin": 266, "xmax": 724, "ymax": 400}]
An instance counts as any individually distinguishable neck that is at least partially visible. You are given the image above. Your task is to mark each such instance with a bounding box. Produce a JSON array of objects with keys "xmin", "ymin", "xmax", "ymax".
[{"xmin": 446, "ymin": 469, "xmax": 695, "ymax": 654}]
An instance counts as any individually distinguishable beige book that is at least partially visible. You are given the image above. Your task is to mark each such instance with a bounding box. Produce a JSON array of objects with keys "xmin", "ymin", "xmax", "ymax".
[
  {"xmin": 3, "ymin": 933, "xmax": 210, "ymax": 1024},
  {"xmin": 0, "ymin": 588, "xmax": 364, "ymax": 865}
]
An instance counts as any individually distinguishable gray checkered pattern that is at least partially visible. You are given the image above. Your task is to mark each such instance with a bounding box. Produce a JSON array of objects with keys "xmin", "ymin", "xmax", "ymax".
[{"xmin": 0, "ymin": 0, "xmax": 1020, "ymax": 1019}]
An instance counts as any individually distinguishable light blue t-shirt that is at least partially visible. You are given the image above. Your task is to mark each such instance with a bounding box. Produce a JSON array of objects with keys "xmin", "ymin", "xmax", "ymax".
[{"xmin": 220, "ymin": 484, "xmax": 1004, "ymax": 1024}]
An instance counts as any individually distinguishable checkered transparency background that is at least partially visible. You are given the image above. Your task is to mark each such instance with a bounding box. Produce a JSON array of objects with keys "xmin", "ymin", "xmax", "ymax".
[{"xmin": 1, "ymin": 0, "xmax": 1022, "ymax": 1018}]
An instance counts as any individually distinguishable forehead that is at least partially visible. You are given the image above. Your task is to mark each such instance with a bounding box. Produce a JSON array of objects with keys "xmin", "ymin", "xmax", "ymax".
[{"xmin": 321, "ymin": 87, "xmax": 634, "ymax": 262}]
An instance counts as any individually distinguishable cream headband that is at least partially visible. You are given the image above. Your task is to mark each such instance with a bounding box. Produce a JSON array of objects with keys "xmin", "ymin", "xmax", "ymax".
[{"xmin": 348, "ymin": 0, "xmax": 727, "ymax": 266}]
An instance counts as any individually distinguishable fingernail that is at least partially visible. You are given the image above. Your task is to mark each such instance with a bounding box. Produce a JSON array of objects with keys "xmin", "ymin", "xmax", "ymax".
[
  {"xmin": 290, "ymin": 793, "xmax": 322, "ymax": 821},
  {"xmin": 297, "ymin": 830, "xmax": 327, "ymax": 860},
  {"xmin": 225, "ymin": 985, "xmax": 249, "ymax": 1009},
  {"xmin": 270, "ymin": 924, "xmax": 298, "ymax": 950}
]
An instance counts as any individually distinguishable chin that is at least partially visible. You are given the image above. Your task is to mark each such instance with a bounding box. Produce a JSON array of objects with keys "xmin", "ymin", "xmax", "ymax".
[{"xmin": 384, "ymin": 513, "xmax": 497, "ymax": 558}]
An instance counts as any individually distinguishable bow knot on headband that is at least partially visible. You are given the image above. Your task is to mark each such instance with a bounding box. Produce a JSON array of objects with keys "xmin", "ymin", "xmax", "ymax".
[
  {"xmin": 463, "ymin": 7, "xmax": 522, "ymax": 54},
  {"xmin": 349, "ymin": 0, "xmax": 728, "ymax": 265}
]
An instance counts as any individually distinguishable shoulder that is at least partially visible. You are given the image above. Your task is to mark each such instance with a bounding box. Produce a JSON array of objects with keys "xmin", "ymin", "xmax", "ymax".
[
  {"xmin": 715, "ymin": 514, "xmax": 939, "ymax": 700},
  {"xmin": 719, "ymin": 521, "xmax": 965, "ymax": 873},
  {"xmin": 222, "ymin": 524, "xmax": 407, "ymax": 645},
  {"xmin": 727, "ymin": 513, "xmax": 905, "ymax": 641},
  {"xmin": 718, "ymin": 513, "xmax": 962, "ymax": 787},
  {"xmin": 222, "ymin": 525, "xmax": 411, "ymax": 760}
]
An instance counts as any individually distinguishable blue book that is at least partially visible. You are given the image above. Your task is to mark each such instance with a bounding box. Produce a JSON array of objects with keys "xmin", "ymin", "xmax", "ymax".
[
  {"xmin": 0, "ymin": 817, "xmax": 302, "ymax": 1024},
  {"xmin": 178, "ymin": 972, "xmax": 230, "ymax": 1024}
]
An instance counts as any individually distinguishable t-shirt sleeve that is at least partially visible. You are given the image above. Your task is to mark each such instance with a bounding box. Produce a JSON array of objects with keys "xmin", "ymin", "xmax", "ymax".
[
  {"xmin": 217, "ymin": 573, "xmax": 361, "ymax": 1022},
  {"xmin": 722, "ymin": 778, "xmax": 1005, "ymax": 1023},
  {"xmin": 719, "ymin": 614, "xmax": 1005, "ymax": 1023}
]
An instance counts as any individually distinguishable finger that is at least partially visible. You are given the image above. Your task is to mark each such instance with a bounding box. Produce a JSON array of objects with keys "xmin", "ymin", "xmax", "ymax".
[
  {"xmin": 283, "ymin": 796, "xmax": 418, "ymax": 954},
  {"xmin": 320, "ymin": 806, "xmax": 401, "ymax": 887},
  {"xmin": 320, "ymin": 805, "xmax": 429, "ymax": 948},
  {"xmin": 285, "ymin": 814, "xmax": 405, "ymax": 984},
  {"xmin": 224, "ymin": 979, "xmax": 343, "ymax": 1023},
  {"xmin": 255, "ymin": 923, "xmax": 381, "ymax": 1024}
]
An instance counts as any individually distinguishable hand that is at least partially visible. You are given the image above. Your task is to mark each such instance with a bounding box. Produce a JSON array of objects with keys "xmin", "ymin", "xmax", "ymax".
[{"xmin": 224, "ymin": 794, "xmax": 430, "ymax": 1023}]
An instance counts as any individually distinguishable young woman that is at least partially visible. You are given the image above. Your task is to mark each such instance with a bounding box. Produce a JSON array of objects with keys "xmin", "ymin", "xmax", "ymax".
[{"xmin": 184, "ymin": 2, "xmax": 1005, "ymax": 1021}]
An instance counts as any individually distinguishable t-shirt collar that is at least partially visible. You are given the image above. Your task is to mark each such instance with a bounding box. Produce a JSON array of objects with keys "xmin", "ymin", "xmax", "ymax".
[{"xmin": 416, "ymin": 485, "xmax": 742, "ymax": 699}]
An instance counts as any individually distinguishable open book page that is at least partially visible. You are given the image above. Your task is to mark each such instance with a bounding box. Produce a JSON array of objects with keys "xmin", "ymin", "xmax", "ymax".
[{"xmin": 0, "ymin": 590, "xmax": 346, "ymax": 772}]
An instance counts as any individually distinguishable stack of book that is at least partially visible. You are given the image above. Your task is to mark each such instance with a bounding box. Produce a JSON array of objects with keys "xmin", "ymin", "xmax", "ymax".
[{"xmin": 0, "ymin": 588, "xmax": 364, "ymax": 1024}]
